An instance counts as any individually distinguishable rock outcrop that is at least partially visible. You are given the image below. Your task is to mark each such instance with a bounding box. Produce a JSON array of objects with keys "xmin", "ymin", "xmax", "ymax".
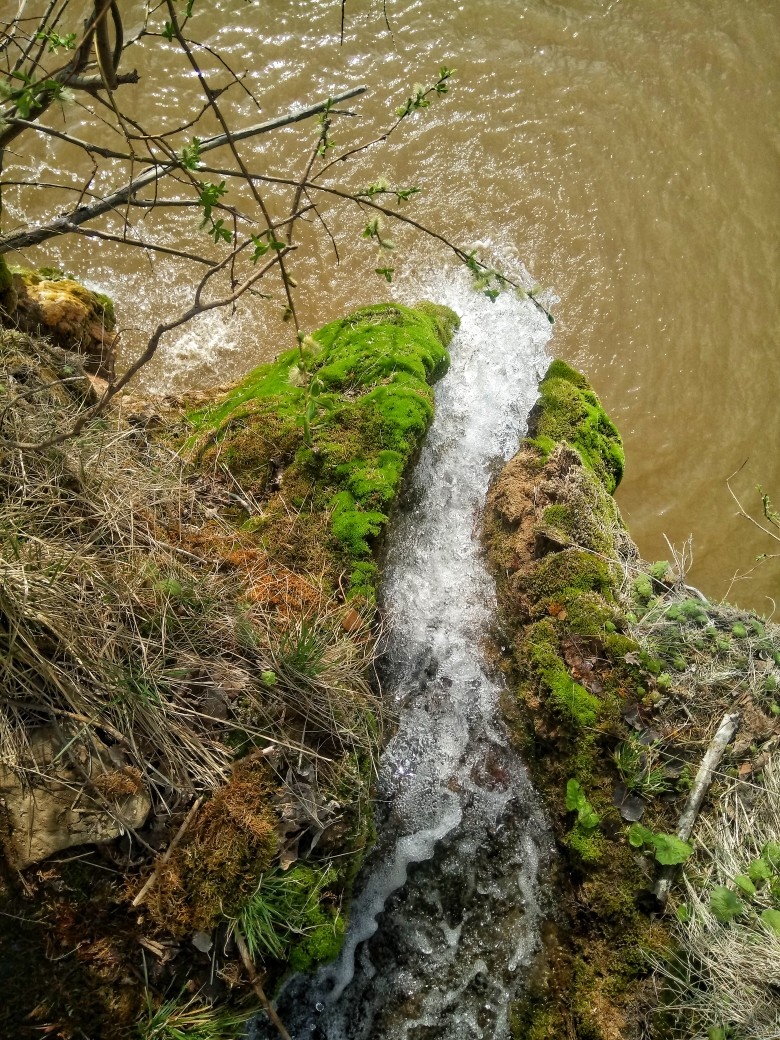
[{"xmin": 484, "ymin": 360, "xmax": 780, "ymax": 1040}]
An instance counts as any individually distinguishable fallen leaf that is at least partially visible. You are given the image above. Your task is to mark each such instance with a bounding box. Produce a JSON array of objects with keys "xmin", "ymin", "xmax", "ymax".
[
  {"xmin": 342, "ymin": 608, "xmax": 362, "ymax": 633},
  {"xmin": 613, "ymin": 783, "xmax": 646, "ymax": 822},
  {"xmin": 279, "ymin": 836, "xmax": 300, "ymax": 870}
]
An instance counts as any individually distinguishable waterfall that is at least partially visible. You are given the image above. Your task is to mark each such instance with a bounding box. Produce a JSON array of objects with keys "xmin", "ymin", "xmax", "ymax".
[{"xmin": 255, "ymin": 272, "xmax": 555, "ymax": 1039}]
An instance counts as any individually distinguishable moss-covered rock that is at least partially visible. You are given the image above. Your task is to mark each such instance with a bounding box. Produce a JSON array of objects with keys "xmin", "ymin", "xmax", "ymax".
[
  {"xmin": 486, "ymin": 359, "xmax": 780, "ymax": 1039},
  {"xmin": 526, "ymin": 359, "xmax": 625, "ymax": 493},
  {"xmin": 186, "ymin": 301, "xmax": 458, "ymax": 599},
  {"xmin": 484, "ymin": 362, "xmax": 662, "ymax": 1039},
  {"xmin": 2, "ymin": 266, "xmax": 117, "ymax": 380}
]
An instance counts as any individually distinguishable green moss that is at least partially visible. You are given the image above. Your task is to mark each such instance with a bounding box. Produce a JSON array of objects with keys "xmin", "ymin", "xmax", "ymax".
[
  {"xmin": 12, "ymin": 266, "xmax": 116, "ymax": 328},
  {"xmin": 184, "ymin": 302, "xmax": 458, "ymax": 598},
  {"xmin": 632, "ymin": 573, "xmax": 653, "ymax": 603},
  {"xmin": 529, "ymin": 360, "xmax": 625, "ymax": 493},
  {"xmin": 509, "ymin": 999, "xmax": 559, "ymax": 1040},
  {"xmin": 288, "ymin": 911, "xmax": 346, "ymax": 973},
  {"xmin": 541, "ymin": 503, "xmax": 572, "ymax": 532},
  {"xmin": 523, "ymin": 548, "xmax": 617, "ymax": 607},
  {"xmin": 526, "ymin": 620, "xmax": 602, "ymax": 728},
  {"xmin": 648, "ymin": 560, "xmax": 670, "ymax": 580},
  {"xmin": 567, "ymin": 825, "xmax": 606, "ymax": 864}
]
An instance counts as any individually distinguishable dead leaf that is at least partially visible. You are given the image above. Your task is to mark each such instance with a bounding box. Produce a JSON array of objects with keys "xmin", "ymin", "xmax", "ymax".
[
  {"xmin": 342, "ymin": 608, "xmax": 363, "ymax": 633},
  {"xmin": 612, "ymin": 784, "xmax": 646, "ymax": 822},
  {"xmin": 279, "ymin": 836, "xmax": 300, "ymax": 870}
]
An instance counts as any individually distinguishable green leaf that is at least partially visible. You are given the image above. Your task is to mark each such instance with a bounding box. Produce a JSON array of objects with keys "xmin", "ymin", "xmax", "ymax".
[
  {"xmin": 707, "ymin": 1029, "xmax": 726, "ymax": 1040},
  {"xmin": 650, "ymin": 833, "xmax": 693, "ymax": 866},
  {"xmin": 709, "ymin": 885, "xmax": 744, "ymax": 923},
  {"xmin": 747, "ymin": 857, "xmax": 773, "ymax": 883},
  {"xmin": 363, "ymin": 218, "xmax": 380, "ymax": 240},
  {"xmin": 627, "ymin": 822, "xmax": 654, "ymax": 848},
  {"xmin": 261, "ymin": 670, "xmax": 277, "ymax": 687},
  {"xmin": 760, "ymin": 908, "xmax": 780, "ymax": 936},
  {"xmin": 36, "ymin": 30, "xmax": 76, "ymax": 54},
  {"xmin": 675, "ymin": 903, "xmax": 690, "ymax": 923},
  {"xmin": 177, "ymin": 137, "xmax": 202, "ymax": 171},
  {"xmin": 375, "ymin": 267, "xmax": 395, "ymax": 283},
  {"xmin": 251, "ymin": 235, "xmax": 270, "ymax": 262},
  {"xmin": 198, "ymin": 180, "xmax": 227, "ymax": 222},
  {"xmin": 208, "ymin": 219, "xmax": 232, "ymax": 244},
  {"xmin": 565, "ymin": 778, "xmax": 584, "ymax": 811},
  {"xmin": 565, "ymin": 779, "xmax": 600, "ymax": 831},
  {"xmin": 733, "ymin": 874, "xmax": 757, "ymax": 898},
  {"xmin": 162, "ymin": 20, "xmax": 175, "ymax": 41},
  {"xmin": 761, "ymin": 841, "xmax": 780, "ymax": 869}
]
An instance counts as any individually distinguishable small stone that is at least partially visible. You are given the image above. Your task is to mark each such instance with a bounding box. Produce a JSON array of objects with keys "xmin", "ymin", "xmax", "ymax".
[{"xmin": 192, "ymin": 931, "xmax": 213, "ymax": 954}]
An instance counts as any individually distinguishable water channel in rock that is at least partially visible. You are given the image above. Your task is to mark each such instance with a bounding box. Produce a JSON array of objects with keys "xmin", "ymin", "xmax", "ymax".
[{"xmin": 253, "ymin": 275, "xmax": 554, "ymax": 1039}]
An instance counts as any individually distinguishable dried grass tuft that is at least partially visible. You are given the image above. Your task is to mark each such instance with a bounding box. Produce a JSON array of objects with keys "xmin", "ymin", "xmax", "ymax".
[
  {"xmin": 0, "ymin": 329, "xmax": 385, "ymax": 809},
  {"xmin": 651, "ymin": 756, "xmax": 780, "ymax": 1040}
]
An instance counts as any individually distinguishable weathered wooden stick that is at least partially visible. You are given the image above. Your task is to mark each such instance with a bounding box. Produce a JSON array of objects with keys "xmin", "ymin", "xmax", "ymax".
[
  {"xmin": 131, "ymin": 795, "xmax": 203, "ymax": 907},
  {"xmin": 234, "ymin": 928, "xmax": 292, "ymax": 1040},
  {"xmin": 653, "ymin": 710, "xmax": 740, "ymax": 908}
]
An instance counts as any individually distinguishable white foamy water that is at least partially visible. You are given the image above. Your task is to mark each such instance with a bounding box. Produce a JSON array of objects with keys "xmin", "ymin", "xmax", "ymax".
[{"xmin": 256, "ymin": 273, "xmax": 555, "ymax": 1039}]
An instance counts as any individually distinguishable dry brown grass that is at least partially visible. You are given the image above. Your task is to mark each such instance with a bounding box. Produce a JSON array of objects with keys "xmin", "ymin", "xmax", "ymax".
[
  {"xmin": 651, "ymin": 757, "xmax": 780, "ymax": 1040},
  {"xmin": 0, "ymin": 327, "xmax": 385, "ymax": 814}
]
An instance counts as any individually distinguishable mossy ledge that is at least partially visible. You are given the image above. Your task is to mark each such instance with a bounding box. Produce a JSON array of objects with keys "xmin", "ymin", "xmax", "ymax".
[
  {"xmin": 484, "ymin": 361, "xmax": 780, "ymax": 1039},
  {"xmin": 184, "ymin": 301, "xmax": 457, "ymax": 600},
  {"xmin": 0, "ymin": 299, "xmax": 457, "ymax": 1038}
]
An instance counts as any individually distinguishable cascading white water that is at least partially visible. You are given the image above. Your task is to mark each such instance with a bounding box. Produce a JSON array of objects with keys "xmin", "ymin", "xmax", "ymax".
[{"xmin": 255, "ymin": 270, "xmax": 555, "ymax": 1039}]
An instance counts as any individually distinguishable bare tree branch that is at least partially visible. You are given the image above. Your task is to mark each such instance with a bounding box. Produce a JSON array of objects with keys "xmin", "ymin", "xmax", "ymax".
[{"xmin": 0, "ymin": 87, "xmax": 366, "ymax": 256}]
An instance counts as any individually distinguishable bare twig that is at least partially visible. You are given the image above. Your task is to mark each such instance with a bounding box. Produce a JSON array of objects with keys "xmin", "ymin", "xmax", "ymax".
[
  {"xmin": 234, "ymin": 928, "xmax": 292, "ymax": 1040},
  {"xmin": 727, "ymin": 463, "xmax": 780, "ymax": 545},
  {"xmin": 653, "ymin": 711, "xmax": 740, "ymax": 908},
  {"xmin": 132, "ymin": 796, "xmax": 203, "ymax": 907},
  {"xmin": 0, "ymin": 87, "xmax": 366, "ymax": 255}
]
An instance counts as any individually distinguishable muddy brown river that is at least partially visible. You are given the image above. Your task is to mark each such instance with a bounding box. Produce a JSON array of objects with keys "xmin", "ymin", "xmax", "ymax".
[{"xmin": 4, "ymin": 0, "xmax": 779, "ymax": 612}]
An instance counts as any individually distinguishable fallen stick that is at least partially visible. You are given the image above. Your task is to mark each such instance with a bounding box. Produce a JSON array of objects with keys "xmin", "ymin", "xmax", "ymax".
[
  {"xmin": 131, "ymin": 796, "xmax": 203, "ymax": 907},
  {"xmin": 234, "ymin": 928, "xmax": 292, "ymax": 1040},
  {"xmin": 653, "ymin": 710, "xmax": 740, "ymax": 908}
]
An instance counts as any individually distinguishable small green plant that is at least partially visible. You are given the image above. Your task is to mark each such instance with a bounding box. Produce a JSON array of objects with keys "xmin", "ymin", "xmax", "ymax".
[
  {"xmin": 613, "ymin": 735, "xmax": 670, "ymax": 796},
  {"xmin": 565, "ymin": 779, "xmax": 600, "ymax": 831},
  {"xmin": 278, "ymin": 619, "xmax": 327, "ymax": 678},
  {"xmin": 649, "ymin": 560, "xmax": 671, "ymax": 581},
  {"xmin": 709, "ymin": 885, "xmax": 744, "ymax": 923},
  {"xmin": 139, "ymin": 991, "xmax": 253, "ymax": 1039},
  {"xmin": 627, "ymin": 823, "xmax": 693, "ymax": 866},
  {"xmin": 236, "ymin": 864, "xmax": 336, "ymax": 962}
]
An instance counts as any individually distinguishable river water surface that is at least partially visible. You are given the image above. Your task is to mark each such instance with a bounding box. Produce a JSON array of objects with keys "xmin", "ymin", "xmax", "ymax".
[{"xmin": 6, "ymin": 0, "xmax": 779, "ymax": 610}]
